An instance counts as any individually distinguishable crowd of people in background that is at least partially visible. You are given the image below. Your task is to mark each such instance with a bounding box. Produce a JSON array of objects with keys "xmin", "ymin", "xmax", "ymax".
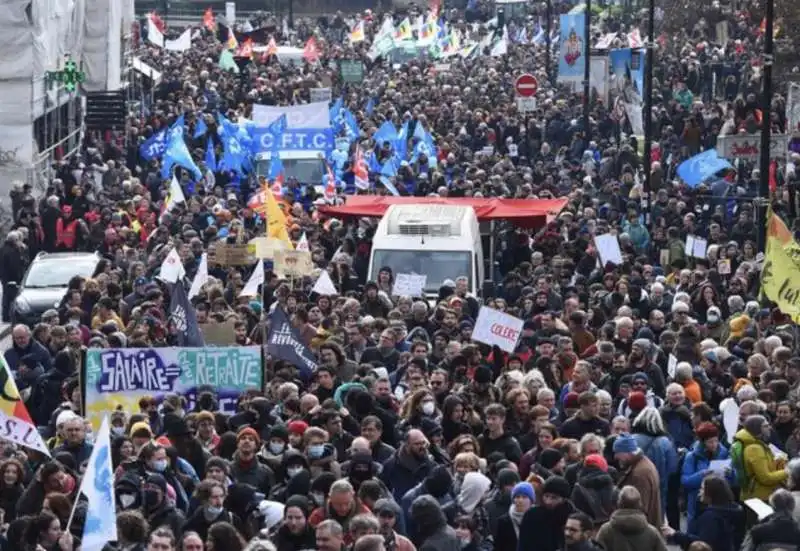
[{"xmin": 2, "ymin": 0, "xmax": 800, "ymax": 550}]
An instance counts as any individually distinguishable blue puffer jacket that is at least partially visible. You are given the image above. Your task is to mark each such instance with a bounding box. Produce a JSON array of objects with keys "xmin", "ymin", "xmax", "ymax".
[
  {"xmin": 633, "ymin": 433, "xmax": 679, "ymax": 514},
  {"xmin": 659, "ymin": 404, "xmax": 695, "ymax": 451},
  {"xmin": 681, "ymin": 442, "xmax": 736, "ymax": 521}
]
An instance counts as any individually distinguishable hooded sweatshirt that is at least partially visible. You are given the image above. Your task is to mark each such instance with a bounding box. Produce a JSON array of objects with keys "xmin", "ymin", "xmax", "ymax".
[{"xmin": 595, "ymin": 508, "xmax": 669, "ymax": 551}]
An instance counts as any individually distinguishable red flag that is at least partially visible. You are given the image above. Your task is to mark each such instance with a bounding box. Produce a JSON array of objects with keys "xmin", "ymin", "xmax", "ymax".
[
  {"xmin": 149, "ymin": 12, "xmax": 165, "ymax": 33},
  {"xmin": 303, "ymin": 37, "xmax": 320, "ymax": 63},
  {"xmin": 203, "ymin": 7, "xmax": 216, "ymax": 31},
  {"xmin": 353, "ymin": 146, "xmax": 369, "ymax": 190},
  {"xmin": 769, "ymin": 159, "xmax": 778, "ymax": 194},
  {"xmin": 430, "ymin": 0, "xmax": 441, "ymax": 16},
  {"xmin": 236, "ymin": 38, "xmax": 254, "ymax": 58},
  {"xmin": 324, "ymin": 162, "xmax": 337, "ymax": 202}
]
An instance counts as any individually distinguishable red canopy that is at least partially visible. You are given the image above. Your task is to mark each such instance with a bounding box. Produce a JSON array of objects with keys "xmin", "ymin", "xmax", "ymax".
[{"xmin": 318, "ymin": 197, "xmax": 568, "ymax": 228}]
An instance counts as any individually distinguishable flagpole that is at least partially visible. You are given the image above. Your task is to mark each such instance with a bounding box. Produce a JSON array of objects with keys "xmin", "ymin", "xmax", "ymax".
[
  {"xmin": 583, "ymin": 0, "xmax": 591, "ymax": 143},
  {"xmin": 545, "ymin": 0, "xmax": 552, "ymax": 83},
  {"xmin": 757, "ymin": 0, "xmax": 774, "ymax": 254}
]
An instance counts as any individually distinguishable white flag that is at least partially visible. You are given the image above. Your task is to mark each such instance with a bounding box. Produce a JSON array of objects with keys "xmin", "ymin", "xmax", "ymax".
[
  {"xmin": 240, "ymin": 260, "xmax": 264, "ymax": 297},
  {"xmin": 162, "ymin": 175, "xmax": 186, "ymax": 221},
  {"xmin": 312, "ymin": 270, "xmax": 338, "ymax": 296},
  {"xmin": 188, "ymin": 253, "xmax": 208, "ymax": 300},
  {"xmin": 79, "ymin": 416, "xmax": 117, "ymax": 551},
  {"xmin": 147, "ymin": 16, "xmax": 165, "ymax": 47},
  {"xmin": 165, "ymin": 28, "xmax": 192, "ymax": 52},
  {"xmin": 159, "ymin": 248, "xmax": 186, "ymax": 284},
  {"xmin": 296, "ymin": 232, "xmax": 309, "ymax": 252}
]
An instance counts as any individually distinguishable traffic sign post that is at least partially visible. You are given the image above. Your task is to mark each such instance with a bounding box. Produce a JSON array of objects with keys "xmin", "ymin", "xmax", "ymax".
[
  {"xmin": 515, "ymin": 74, "xmax": 538, "ymax": 97},
  {"xmin": 516, "ymin": 97, "xmax": 537, "ymax": 113}
]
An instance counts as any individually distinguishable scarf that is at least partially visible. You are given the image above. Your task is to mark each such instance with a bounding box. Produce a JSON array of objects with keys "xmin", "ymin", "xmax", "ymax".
[{"xmin": 508, "ymin": 503, "xmax": 525, "ymax": 537}]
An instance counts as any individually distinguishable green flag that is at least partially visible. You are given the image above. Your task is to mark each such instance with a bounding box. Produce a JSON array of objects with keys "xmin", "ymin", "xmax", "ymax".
[{"xmin": 219, "ymin": 50, "xmax": 240, "ymax": 73}]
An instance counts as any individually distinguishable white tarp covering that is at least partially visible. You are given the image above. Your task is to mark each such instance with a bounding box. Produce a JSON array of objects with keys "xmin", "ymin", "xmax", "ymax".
[
  {"xmin": 0, "ymin": 1, "xmax": 36, "ymax": 170},
  {"xmin": 82, "ymin": 0, "xmax": 122, "ymax": 92}
]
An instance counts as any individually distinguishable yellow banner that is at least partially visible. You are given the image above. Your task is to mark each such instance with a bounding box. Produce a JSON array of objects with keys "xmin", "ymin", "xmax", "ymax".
[{"xmin": 762, "ymin": 211, "xmax": 800, "ymax": 322}]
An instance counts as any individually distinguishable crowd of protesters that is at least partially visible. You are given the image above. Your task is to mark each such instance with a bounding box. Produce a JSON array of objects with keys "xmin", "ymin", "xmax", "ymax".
[{"xmin": 2, "ymin": 0, "xmax": 800, "ymax": 550}]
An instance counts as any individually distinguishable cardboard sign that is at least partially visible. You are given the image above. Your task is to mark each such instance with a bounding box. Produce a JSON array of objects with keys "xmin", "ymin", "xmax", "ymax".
[
  {"xmin": 718, "ymin": 258, "xmax": 731, "ymax": 274},
  {"xmin": 249, "ymin": 236, "xmax": 291, "ymax": 259},
  {"xmin": 594, "ymin": 234, "xmax": 623, "ymax": 266},
  {"xmin": 214, "ymin": 243, "xmax": 253, "ymax": 266},
  {"xmin": 200, "ymin": 320, "xmax": 238, "ymax": 345},
  {"xmin": 310, "ymin": 88, "xmax": 332, "ymax": 103},
  {"xmin": 392, "ymin": 274, "xmax": 427, "ymax": 297},
  {"xmin": 339, "ymin": 60, "xmax": 365, "ymax": 83},
  {"xmin": 471, "ymin": 307, "xmax": 524, "ymax": 354},
  {"xmin": 274, "ymin": 250, "xmax": 313, "ymax": 278}
]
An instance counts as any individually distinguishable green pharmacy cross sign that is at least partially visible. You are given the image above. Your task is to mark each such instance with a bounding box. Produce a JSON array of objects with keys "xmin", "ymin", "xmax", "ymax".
[{"xmin": 45, "ymin": 56, "xmax": 85, "ymax": 93}]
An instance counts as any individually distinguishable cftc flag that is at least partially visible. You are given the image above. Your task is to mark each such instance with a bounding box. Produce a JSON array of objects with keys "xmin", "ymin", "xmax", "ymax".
[
  {"xmin": 169, "ymin": 282, "xmax": 204, "ymax": 347},
  {"xmin": 267, "ymin": 308, "xmax": 317, "ymax": 382}
]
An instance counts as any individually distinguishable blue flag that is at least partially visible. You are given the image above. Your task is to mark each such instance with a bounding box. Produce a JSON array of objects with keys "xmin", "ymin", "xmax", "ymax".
[
  {"xmin": 140, "ymin": 130, "xmax": 167, "ymax": 161},
  {"xmin": 205, "ymin": 137, "xmax": 217, "ymax": 172},
  {"xmin": 365, "ymin": 97, "xmax": 376, "ymax": 116},
  {"xmin": 379, "ymin": 160, "xmax": 400, "ymax": 196},
  {"xmin": 374, "ymin": 121, "xmax": 398, "ymax": 146},
  {"xmin": 329, "ymin": 97, "xmax": 343, "ymax": 124},
  {"xmin": 677, "ymin": 149, "xmax": 734, "ymax": 188},
  {"xmin": 161, "ymin": 132, "xmax": 202, "ymax": 180},
  {"xmin": 80, "ymin": 417, "xmax": 117, "ymax": 551},
  {"xmin": 412, "ymin": 127, "xmax": 438, "ymax": 167},
  {"xmin": 267, "ymin": 307, "xmax": 317, "ymax": 382},
  {"xmin": 269, "ymin": 154, "xmax": 284, "ymax": 182},
  {"xmin": 342, "ymin": 109, "xmax": 359, "ymax": 141},
  {"xmin": 193, "ymin": 117, "xmax": 208, "ymax": 139},
  {"xmin": 169, "ymin": 282, "xmax": 205, "ymax": 347},
  {"xmin": 394, "ymin": 121, "xmax": 409, "ymax": 161},
  {"xmin": 169, "ymin": 114, "xmax": 185, "ymax": 139}
]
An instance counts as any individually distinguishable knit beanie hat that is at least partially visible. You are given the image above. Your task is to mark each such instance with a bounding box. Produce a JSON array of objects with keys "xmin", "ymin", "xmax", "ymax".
[
  {"xmin": 237, "ymin": 427, "xmax": 261, "ymax": 446},
  {"xmin": 542, "ymin": 476, "xmax": 571, "ymax": 499},
  {"xmin": 511, "ymin": 482, "xmax": 536, "ymax": 502},
  {"xmin": 612, "ymin": 433, "xmax": 639, "ymax": 454}
]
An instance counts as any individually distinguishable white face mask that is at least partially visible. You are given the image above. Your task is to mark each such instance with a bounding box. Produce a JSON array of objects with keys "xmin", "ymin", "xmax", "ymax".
[
  {"xmin": 421, "ymin": 402, "xmax": 435, "ymax": 416},
  {"xmin": 119, "ymin": 494, "xmax": 136, "ymax": 509},
  {"xmin": 287, "ymin": 467, "xmax": 303, "ymax": 478}
]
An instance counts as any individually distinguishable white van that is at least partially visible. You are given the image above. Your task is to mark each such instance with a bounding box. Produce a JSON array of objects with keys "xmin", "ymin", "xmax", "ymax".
[{"xmin": 368, "ymin": 204, "xmax": 484, "ymax": 300}]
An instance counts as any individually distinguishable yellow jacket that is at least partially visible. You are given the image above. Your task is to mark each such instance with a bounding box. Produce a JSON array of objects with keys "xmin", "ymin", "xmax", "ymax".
[{"xmin": 736, "ymin": 428, "xmax": 788, "ymax": 501}]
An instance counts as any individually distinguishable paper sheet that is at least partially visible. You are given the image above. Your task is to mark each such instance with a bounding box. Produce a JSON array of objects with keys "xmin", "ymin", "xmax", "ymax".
[
  {"xmin": 708, "ymin": 459, "xmax": 731, "ymax": 474},
  {"xmin": 745, "ymin": 498, "xmax": 774, "ymax": 520},
  {"xmin": 722, "ymin": 400, "xmax": 739, "ymax": 446}
]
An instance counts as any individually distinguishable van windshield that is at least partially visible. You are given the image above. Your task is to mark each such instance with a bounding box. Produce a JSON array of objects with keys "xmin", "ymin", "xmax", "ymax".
[
  {"xmin": 370, "ymin": 250, "xmax": 471, "ymax": 292},
  {"xmin": 254, "ymin": 158, "xmax": 326, "ymax": 184}
]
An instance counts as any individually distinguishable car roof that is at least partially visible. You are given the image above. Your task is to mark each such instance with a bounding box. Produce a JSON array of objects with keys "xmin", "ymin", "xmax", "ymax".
[{"xmin": 33, "ymin": 252, "xmax": 100, "ymax": 263}]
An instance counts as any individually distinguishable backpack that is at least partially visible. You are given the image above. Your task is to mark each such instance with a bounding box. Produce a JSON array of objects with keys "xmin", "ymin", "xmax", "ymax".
[{"xmin": 729, "ymin": 438, "xmax": 752, "ymax": 492}]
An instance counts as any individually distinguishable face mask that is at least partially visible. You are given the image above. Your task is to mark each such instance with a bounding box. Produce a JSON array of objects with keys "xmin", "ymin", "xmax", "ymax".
[
  {"xmin": 150, "ymin": 459, "xmax": 168, "ymax": 473},
  {"xmin": 308, "ymin": 444, "xmax": 325, "ymax": 459},
  {"xmin": 708, "ymin": 314, "xmax": 720, "ymax": 324},
  {"xmin": 421, "ymin": 402, "xmax": 435, "ymax": 416},
  {"xmin": 205, "ymin": 505, "xmax": 224, "ymax": 518},
  {"xmin": 287, "ymin": 467, "xmax": 303, "ymax": 478},
  {"xmin": 269, "ymin": 442, "xmax": 285, "ymax": 455},
  {"xmin": 460, "ymin": 539, "xmax": 472, "ymax": 548},
  {"xmin": 143, "ymin": 489, "xmax": 160, "ymax": 509},
  {"xmin": 111, "ymin": 426, "xmax": 125, "ymax": 437},
  {"xmin": 119, "ymin": 494, "xmax": 136, "ymax": 509}
]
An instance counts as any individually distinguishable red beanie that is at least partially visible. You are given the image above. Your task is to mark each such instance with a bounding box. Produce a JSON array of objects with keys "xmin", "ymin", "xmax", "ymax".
[
  {"xmin": 583, "ymin": 453, "xmax": 609, "ymax": 473},
  {"xmin": 288, "ymin": 420, "xmax": 309, "ymax": 435},
  {"xmin": 628, "ymin": 391, "xmax": 647, "ymax": 411},
  {"xmin": 564, "ymin": 392, "xmax": 580, "ymax": 409},
  {"xmin": 237, "ymin": 427, "xmax": 261, "ymax": 446}
]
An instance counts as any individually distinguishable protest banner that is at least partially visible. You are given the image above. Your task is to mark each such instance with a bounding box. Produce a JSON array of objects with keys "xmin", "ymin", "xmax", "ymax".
[
  {"xmin": 392, "ymin": 274, "xmax": 427, "ymax": 296},
  {"xmin": 84, "ymin": 347, "xmax": 262, "ymax": 429},
  {"xmin": 274, "ymin": 250, "xmax": 313, "ymax": 278},
  {"xmin": 471, "ymin": 307, "xmax": 524, "ymax": 353}
]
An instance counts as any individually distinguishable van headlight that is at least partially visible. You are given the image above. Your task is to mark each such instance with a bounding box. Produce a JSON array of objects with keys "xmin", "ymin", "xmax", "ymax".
[{"xmin": 14, "ymin": 296, "xmax": 31, "ymax": 314}]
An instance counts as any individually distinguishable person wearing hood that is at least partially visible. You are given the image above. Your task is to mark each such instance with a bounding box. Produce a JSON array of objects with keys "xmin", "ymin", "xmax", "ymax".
[
  {"xmin": 259, "ymin": 424, "xmax": 290, "ymax": 473},
  {"xmin": 401, "ymin": 465, "xmax": 455, "ymax": 539},
  {"xmin": 740, "ymin": 489, "xmax": 800, "ymax": 551},
  {"xmin": 494, "ymin": 482, "xmax": 534, "ymax": 551},
  {"xmin": 680, "ymin": 422, "xmax": 736, "ymax": 523},
  {"xmin": 477, "ymin": 404, "xmax": 522, "ymax": 463},
  {"xmin": 184, "ymin": 479, "xmax": 239, "ymax": 541},
  {"xmin": 570, "ymin": 454, "xmax": 618, "ymax": 527},
  {"xmin": 268, "ymin": 451, "xmax": 311, "ymax": 502},
  {"xmin": 661, "ymin": 475, "xmax": 743, "ymax": 551},
  {"xmin": 410, "ymin": 495, "xmax": 461, "ymax": 551},
  {"xmin": 484, "ymin": 468, "xmax": 520, "ymax": 535},
  {"xmin": 516, "ymin": 475, "xmax": 575, "ymax": 551},
  {"xmin": 271, "ymin": 495, "xmax": 317, "ymax": 551},
  {"xmin": 14, "ymin": 354, "xmax": 44, "ymax": 396},
  {"xmin": 595, "ymin": 486, "xmax": 667, "ymax": 551},
  {"xmin": 443, "ymin": 471, "xmax": 492, "ymax": 551},
  {"xmin": 143, "ymin": 473, "xmax": 186, "ymax": 539},
  {"xmin": 734, "ymin": 414, "xmax": 788, "ymax": 501}
]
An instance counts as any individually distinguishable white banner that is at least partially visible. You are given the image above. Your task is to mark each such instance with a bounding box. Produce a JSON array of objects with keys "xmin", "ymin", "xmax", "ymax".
[
  {"xmin": 225, "ymin": 2, "xmax": 236, "ymax": 24},
  {"xmin": 716, "ymin": 134, "xmax": 787, "ymax": 160},
  {"xmin": 165, "ymin": 29, "xmax": 192, "ymax": 52},
  {"xmin": 146, "ymin": 17, "xmax": 164, "ymax": 47},
  {"xmin": 590, "ymin": 56, "xmax": 609, "ymax": 106},
  {"xmin": 392, "ymin": 274, "xmax": 427, "ymax": 297},
  {"xmin": 471, "ymin": 307, "xmax": 524, "ymax": 353},
  {"xmin": 252, "ymin": 102, "xmax": 330, "ymax": 128}
]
